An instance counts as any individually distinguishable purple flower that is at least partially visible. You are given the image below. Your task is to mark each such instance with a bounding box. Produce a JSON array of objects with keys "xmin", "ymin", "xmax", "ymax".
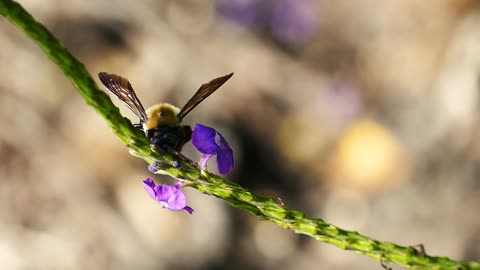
[
  {"xmin": 173, "ymin": 160, "xmax": 180, "ymax": 169},
  {"xmin": 215, "ymin": 0, "xmax": 261, "ymax": 28},
  {"xmin": 192, "ymin": 124, "xmax": 234, "ymax": 175},
  {"xmin": 142, "ymin": 178, "xmax": 194, "ymax": 214},
  {"xmin": 148, "ymin": 160, "xmax": 180, "ymax": 173},
  {"xmin": 269, "ymin": 0, "xmax": 317, "ymax": 46},
  {"xmin": 147, "ymin": 162, "xmax": 160, "ymax": 173}
]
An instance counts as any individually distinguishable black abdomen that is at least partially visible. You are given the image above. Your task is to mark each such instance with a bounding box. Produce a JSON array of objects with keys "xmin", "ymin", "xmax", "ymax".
[{"xmin": 147, "ymin": 125, "xmax": 192, "ymax": 151}]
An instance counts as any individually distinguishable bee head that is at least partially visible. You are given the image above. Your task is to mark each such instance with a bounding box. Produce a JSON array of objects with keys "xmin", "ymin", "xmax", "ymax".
[{"xmin": 144, "ymin": 103, "xmax": 181, "ymax": 130}]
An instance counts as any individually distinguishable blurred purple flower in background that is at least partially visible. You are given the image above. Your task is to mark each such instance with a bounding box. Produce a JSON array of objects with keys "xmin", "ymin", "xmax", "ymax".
[
  {"xmin": 268, "ymin": 0, "xmax": 317, "ymax": 46},
  {"xmin": 316, "ymin": 79, "xmax": 363, "ymax": 133},
  {"xmin": 215, "ymin": 0, "xmax": 261, "ymax": 28},
  {"xmin": 192, "ymin": 124, "xmax": 234, "ymax": 175},
  {"xmin": 143, "ymin": 178, "xmax": 194, "ymax": 214},
  {"xmin": 215, "ymin": 0, "xmax": 317, "ymax": 47}
]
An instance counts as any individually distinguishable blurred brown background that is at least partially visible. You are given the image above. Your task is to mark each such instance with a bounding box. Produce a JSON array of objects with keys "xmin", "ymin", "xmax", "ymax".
[{"xmin": 1, "ymin": 0, "xmax": 480, "ymax": 269}]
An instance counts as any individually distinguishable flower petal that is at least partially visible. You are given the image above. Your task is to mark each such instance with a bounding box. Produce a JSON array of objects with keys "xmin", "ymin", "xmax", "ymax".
[
  {"xmin": 166, "ymin": 187, "xmax": 188, "ymax": 211},
  {"xmin": 148, "ymin": 162, "xmax": 160, "ymax": 173},
  {"xmin": 142, "ymin": 178, "xmax": 157, "ymax": 199},
  {"xmin": 198, "ymin": 154, "xmax": 213, "ymax": 171},
  {"xmin": 214, "ymin": 130, "xmax": 231, "ymax": 151},
  {"xmin": 153, "ymin": 184, "xmax": 190, "ymax": 211},
  {"xmin": 183, "ymin": 206, "xmax": 195, "ymax": 214},
  {"xmin": 143, "ymin": 180, "xmax": 194, "ymax": 214},
  {"xmin": 173, "ymin": 160, "xmax": 180, "ymax": 169},
  {"xmin": 192, "ymin": 124, "xmax": 218, "ymax": 154},
  {"xmin": 154, "ymin": 185, "xmax": 177, "ymax": 203},
  {"xmin": 217, "ymin": 148, "xmax": 234, "ymax": 175}
]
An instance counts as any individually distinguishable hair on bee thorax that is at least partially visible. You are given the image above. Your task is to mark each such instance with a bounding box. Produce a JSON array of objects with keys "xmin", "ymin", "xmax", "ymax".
[{"xmin": 144, "ymin": 103, "xmax": 181, "ymax": 130}]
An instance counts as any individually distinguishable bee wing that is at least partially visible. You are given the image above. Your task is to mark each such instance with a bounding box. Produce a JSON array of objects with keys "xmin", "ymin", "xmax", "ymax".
[
  {"xmin": 98, "ymin": 72, "xmax": 148, "ymax": 123},
  {"xmin": 177, "ymin": 73, "xmax": 234, "ymax": 120}
]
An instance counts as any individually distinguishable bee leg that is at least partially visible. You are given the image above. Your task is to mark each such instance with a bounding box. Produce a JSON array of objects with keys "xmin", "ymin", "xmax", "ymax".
[
  {"xmin": 171, "ymin": 149, "xmax": 198, "ymax": 167},
  {"xmin": 133, "ymin": 123, "xmax": 143, "ymax": 130},
  {"xmin": 149, "ymin": 142, "xmax": 169, "ymax": 152},
  {"xmin": 149, "ymin": 143, "xmax": 198, "ymax": 167}
]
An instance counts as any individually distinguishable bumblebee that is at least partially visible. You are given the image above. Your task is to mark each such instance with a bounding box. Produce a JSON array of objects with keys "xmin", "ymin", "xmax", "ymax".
[{"xmin": 98, "ymin": 72, "xmax": 233, "ymax": 151}]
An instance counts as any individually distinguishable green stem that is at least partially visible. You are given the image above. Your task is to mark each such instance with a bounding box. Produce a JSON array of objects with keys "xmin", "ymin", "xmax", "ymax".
[{"xmin": 0, "ymin": 0, "xmax": 478, "ymax": 269}]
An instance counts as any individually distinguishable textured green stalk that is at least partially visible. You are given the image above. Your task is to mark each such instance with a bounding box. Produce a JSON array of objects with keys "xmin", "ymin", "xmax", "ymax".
[{"xmin": 0, "ymin": 0, "xmax": 478, "ymax": 269}]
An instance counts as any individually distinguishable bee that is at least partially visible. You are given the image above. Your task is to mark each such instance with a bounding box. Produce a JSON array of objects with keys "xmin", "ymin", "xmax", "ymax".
[{"xmin": 98, "ymin": 72, "xmax": 233, "ymax": 151}]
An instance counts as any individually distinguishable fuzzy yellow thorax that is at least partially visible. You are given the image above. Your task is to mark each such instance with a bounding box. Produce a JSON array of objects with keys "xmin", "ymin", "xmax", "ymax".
[{"xmin": 144, "ymin": 103, "xmax": 181, "ymax": 130}]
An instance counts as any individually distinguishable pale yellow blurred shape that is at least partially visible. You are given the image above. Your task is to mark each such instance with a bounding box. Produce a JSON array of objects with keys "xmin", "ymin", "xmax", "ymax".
[
  {"xmin": 253, "ymin": 221, "xmax": 297, "ymax": 261},
  {"xmin": 0, "ymin": 233, "xmax": 22, "ymax": 270},
  {"xmin": 432, "ymin": 13, "xmax": 480, "ymax": 138},
  {"xmin": 23, "ymin": 229, "xmax": 79, "ymax": 270},
  {"xmin": 277, "ymin": 112, "xmax": 328, "ymax": 166},
  {"xmin": 326, "ymin": 119, "xmax": 410, "ymax": 192}
]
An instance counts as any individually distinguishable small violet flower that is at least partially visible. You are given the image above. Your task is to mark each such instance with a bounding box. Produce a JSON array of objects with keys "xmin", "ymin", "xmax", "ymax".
[
  {"xmin": 192, "ymin": 124, "xmax": 234, "ymax": 175},
  {"xmin": 142, "ymin": 178, "xmax": 194, "ymax": 214},
  {"xmin": 147, "ymin": 162, "xmax": 160, "ymax": 173},
  {"xmin": 172, "ymin": 160, "xmax": 180, "ymax": 169},
  {"xmin": 148, "ymin": 160, "xmax": 181, "ymax": 173}
]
